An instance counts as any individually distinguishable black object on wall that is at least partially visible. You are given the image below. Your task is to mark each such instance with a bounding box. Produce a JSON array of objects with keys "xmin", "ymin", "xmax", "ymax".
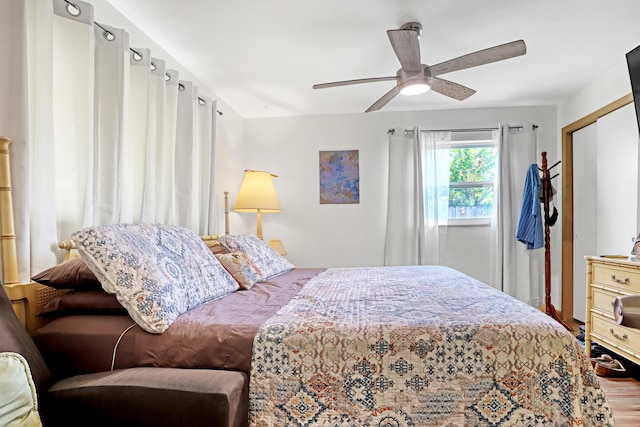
[{"xmin": 626, "ymin": 44, "xmax": 640, "ymax": 133}]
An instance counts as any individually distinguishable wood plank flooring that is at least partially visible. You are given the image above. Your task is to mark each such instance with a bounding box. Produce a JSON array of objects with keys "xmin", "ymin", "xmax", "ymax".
[
  {"xmin": 598, "ymin": 375, "xmax": 640, "ymax": 426},
  {"xmin": 565, "ymin": 319, "xmax": 640, "ymax": 426}
]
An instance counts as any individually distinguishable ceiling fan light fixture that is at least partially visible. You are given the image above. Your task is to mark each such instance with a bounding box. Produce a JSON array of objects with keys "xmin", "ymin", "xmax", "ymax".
[
  {"xmin": 312, "ymin": 21, "xmax": 526, "ymax": 112},
  {"xmin": 399, "ymin": 79, "xmax": 430, "ymax": 96}
]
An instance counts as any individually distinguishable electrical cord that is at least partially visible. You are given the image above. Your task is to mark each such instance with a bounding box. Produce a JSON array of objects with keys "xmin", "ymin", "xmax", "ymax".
[{"xmin": 110, "ymin": 323, "xmax": 137, "ymax": 371}]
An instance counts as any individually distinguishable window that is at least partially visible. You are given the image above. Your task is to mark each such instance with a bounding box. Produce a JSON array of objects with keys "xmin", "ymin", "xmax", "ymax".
[{"xmin": 448, "ymin": 131, "xmax": 498, "ymax": 222}]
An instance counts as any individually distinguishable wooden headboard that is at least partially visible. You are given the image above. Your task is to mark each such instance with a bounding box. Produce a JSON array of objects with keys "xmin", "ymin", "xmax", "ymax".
[
  {"xmin": 56, "ymin": 234, "xmax": 223, "ymax": 262},
  {"xmin": 0, "ymin": 137, "xmax": 32, "ymax": 329},
  {"xmin": 1, "ymin": 135, "xmax": 232, "ymax": 336}
]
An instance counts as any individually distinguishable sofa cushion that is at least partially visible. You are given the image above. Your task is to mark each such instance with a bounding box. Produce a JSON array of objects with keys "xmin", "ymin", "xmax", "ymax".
[
  {"xmin": 41, "ymin": 367, "xmax": 248, "ymax": 427},
  {"xmin": 0, "ymin": 288, "xmax": 51, "ymax": 395},
  {"xmin": 0, "ymin": 352, "xmax": 42, "ymax": 427}
]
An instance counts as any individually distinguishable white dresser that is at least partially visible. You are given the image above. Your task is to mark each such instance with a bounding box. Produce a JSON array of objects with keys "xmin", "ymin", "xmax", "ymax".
[{"xmin": 585, "ymin": 256, "xmax": 640, "ymax": 365}]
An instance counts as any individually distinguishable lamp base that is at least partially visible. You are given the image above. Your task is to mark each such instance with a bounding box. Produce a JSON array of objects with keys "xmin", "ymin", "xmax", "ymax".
[{"xmin": 256, "ymin": 210, "xmax": 263, "ymax": 240}]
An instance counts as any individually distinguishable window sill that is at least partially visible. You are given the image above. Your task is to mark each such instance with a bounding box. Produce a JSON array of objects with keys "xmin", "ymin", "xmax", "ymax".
[{"xmin": 447, "ymin": 218, "xmax": 491, "ymax": 226}]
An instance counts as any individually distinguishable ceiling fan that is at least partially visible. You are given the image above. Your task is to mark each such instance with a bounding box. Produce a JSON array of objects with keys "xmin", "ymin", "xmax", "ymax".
[{"xmin": 312, "ymin": 22, "xmax": 527, "ymax": 113}]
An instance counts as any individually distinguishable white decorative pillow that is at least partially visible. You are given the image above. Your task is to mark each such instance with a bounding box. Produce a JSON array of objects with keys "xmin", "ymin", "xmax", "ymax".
[
  {"xmin": 218, "ymin": 235, "xmax": 294, "ymax": 281},
  {"xmin": 72, "ymin": 223, "xmax": 239, "ymax": 334},
  {"xmin": 0, "ymin": 352, "xmax": 42, "ymax": 427},
  {"xmin": 215, "ymin": 252, "xmax": 260, "ymax": 290}
]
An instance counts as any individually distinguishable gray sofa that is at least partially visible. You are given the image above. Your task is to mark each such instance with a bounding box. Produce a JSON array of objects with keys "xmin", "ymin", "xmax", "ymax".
[{"xmin": 0, "ymin": 287, "xmax": 249, "ymax": 427}]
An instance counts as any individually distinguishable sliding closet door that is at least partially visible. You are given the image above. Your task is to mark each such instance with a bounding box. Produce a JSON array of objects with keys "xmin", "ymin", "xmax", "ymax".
[
  {"xmin": 572, "ymin": 102, "xmax": 638, "ymax": 322},
  {"xmin": 572, "ymin": 124, "xmax": 597, "ymax": 323},
  {"xmin": 596, "ymin": 103, "xmax": 638, "ymax": 255}
]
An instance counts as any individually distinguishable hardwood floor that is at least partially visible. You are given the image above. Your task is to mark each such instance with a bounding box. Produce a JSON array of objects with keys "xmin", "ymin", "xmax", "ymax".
[
  {"xmin": 565, "ymin": 318, "xmax": 640, "ymax": 426},
  {"xmin": 598, "ymin": 375, "xmax": 640, "ymax": 426}
]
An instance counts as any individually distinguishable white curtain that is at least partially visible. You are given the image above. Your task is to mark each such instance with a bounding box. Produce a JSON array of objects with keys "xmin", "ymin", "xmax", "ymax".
[
  {"xmin": 384, "ymin": 127, "xmax": 451, "ymax": 266},
  {"xmin": 1, "ymin": 0, "xmax": 218, "ymax": 282},
  {"xmin": 489, "ymin": 124, "xmax": 543, "ymax": 306}
]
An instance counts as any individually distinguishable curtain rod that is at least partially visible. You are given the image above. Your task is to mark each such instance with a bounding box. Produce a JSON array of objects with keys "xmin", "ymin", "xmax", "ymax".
[
  {"xmin": 388, "ymin": 124, "xmax": 538, "ymax": 135},
  {"xmin": 63, "ymin": 0, "xmax": 223, "ymax": 116}
]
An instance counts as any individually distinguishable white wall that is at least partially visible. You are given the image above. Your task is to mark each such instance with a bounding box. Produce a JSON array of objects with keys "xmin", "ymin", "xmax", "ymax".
[
  {"xmin": 240, "ymin": 105, "xmax": 558, "ymax": 285},
  {"xmin": 559, "ymin": 60, "xmax": 632, "ymax": 127}
]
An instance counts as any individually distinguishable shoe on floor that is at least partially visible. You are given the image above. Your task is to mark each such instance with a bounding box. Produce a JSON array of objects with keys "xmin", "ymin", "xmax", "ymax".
[
  {"xmin": 595, "ymin": 358, "xmax": 629, "ymax": 377},
  {"xmin": 590, "ymin": 353, "xmax": 613, "ymax": 367}
]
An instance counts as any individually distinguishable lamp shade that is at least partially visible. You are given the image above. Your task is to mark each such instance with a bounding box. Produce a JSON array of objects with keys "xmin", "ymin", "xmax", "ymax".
[{"xmin": 234, "ymin": 170, "xmax": 282, "ymax": 213}]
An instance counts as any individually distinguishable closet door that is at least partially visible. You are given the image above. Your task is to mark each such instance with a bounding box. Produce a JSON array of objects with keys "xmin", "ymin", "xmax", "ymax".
[
  {"xmin": 572, "ymin": 102, "xmax": 639, "ymax": 323},
  {"xmin": 596, "ymin": 103, "xmax": 638, "ymax": 255},
  {"xmin": 573, "ymin": 124, "xmax": 597, "ymax": 323}
]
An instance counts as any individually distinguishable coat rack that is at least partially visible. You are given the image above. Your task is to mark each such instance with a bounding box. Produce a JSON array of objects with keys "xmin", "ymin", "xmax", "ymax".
[{"xmin": 540, "ymin": 152, "xmax": 572, "ymax": 331}]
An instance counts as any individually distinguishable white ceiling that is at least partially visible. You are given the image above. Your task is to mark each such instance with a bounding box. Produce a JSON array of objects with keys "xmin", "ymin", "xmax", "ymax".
[{"xmin": 105, "ymin": 0, "xmax": 640, "ymax": 119}]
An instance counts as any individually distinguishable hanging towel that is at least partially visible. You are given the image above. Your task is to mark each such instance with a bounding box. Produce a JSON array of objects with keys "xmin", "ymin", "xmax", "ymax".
[{"xmin": 516, "ymin": 164, "xmax": 544, "ymax": 249}]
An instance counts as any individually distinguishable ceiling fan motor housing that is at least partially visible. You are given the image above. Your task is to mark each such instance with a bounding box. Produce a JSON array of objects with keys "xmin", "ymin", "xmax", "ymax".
[
  {"xmin": 400, "ymin": 22, "xmax": 423, "ymax": 38},
  {"xmin": 397, "ymin": 66, "xmax": 431, "ymax": 84}
]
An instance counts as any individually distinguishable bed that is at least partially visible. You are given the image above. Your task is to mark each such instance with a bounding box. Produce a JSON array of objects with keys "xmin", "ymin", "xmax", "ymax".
[
  {"xmin": 25, "ymin": 238, "xmax": 615, "ymax": 426},
  {"xmin": 1, "ymin": 147, "xmax": 615, "ymax": 426}
]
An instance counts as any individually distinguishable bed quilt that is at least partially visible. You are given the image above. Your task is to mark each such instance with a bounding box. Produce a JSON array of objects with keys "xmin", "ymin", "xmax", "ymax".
[{"xmin": 249, "ymin": 266, "xmax": 614, "ymax": 426}]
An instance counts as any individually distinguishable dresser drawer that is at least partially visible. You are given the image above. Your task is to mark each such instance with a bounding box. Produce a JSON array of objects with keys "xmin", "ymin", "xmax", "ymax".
[
  {"xmin": 593, "ymin": 263, "xmax": 640, "ymax": 292},
  {"xmin": 591, "ymin": 313, "xmax": 640, "ymax": 359},
  {"xmin": 591, "ymin": 287, "xmax": 618, "ymax": 316}
]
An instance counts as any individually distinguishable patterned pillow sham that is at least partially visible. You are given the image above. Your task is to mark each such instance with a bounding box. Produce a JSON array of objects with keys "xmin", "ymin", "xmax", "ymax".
[
  {"xmin": 72, "ymin": 223, "xmax": 239, "ymax": 334},
  {"xmin": 218, "ymin": 235, "xmax": 294, "ymax": 281},
  {"xmin": 215, "ymin": 252, "xmax": 260, "ymax": 290}
]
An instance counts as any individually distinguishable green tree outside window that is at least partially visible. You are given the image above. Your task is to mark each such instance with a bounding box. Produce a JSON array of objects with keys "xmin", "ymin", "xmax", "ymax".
[{"xmin": 449, "ymin": 146, "xmax": 496, "ymax": 219}]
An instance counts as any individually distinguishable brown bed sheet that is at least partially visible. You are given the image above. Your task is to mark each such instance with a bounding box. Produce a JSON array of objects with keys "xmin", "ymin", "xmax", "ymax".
[{"xmin": 33, "ymin": 268, "xmax": 324, "ymax": 379}]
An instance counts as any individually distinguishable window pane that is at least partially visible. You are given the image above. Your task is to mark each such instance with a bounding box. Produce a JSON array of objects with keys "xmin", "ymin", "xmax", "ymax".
[
  {"xmin": 449, "ymin": 187, "xmax": 494, "ymax": 219},
  {"xmin": 450, "ymin": 147, "xmax": 496, "ymax": 183},
  {"xmin": 449, "ymin": 145, "xmax": 496, "ymax": 219}
]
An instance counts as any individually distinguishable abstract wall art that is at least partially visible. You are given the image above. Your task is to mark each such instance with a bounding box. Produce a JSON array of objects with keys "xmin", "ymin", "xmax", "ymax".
[{"xmin": 319, "ymin": 150, "xmax": 360, "ymax": 204}]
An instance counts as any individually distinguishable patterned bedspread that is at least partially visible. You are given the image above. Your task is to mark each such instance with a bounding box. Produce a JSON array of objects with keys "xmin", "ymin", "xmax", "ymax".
[{"xmin": 249, "ymin": 266, "xmax": 614, "ymax": 426}]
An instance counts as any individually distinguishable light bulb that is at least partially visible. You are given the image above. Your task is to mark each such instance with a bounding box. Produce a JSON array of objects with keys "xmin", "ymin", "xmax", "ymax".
[{"xmin": 400, "ymin": 82, "xmax": 430, "ymax": 96}]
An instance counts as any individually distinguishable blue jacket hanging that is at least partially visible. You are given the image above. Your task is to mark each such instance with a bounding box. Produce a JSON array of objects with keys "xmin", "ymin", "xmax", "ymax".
[{"xmin": 516, "ymin": 164, "xmax": 544, "ymax": 250}]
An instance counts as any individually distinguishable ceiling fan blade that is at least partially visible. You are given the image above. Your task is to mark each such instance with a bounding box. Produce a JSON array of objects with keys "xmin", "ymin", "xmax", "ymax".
[
  {"xmin": 428, "ymin": 40, "xmax": 526, "ymax": 77},
  {"xmin": 430, "ymin": 77, "xmax": 476, "ymax": 101},
  {"xmin": 387, "ymin": 29, "xmax": 422, "ymax": 72},
  {"xmin": 365, "ymin": 86, "xmax": 400, "ymax": 113},
  {"xmin": 313, "ymin": 76, "xmax": 397, "ymax": 89}
]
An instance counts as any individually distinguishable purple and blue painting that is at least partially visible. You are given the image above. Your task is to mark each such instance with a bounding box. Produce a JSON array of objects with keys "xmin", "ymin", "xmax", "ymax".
[{"xmin": 319, "ymin": 150, "xmax": 360, "ymax": 204}]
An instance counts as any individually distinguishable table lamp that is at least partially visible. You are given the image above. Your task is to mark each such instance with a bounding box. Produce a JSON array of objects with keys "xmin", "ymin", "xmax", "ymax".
[{"xmin": 233, "ymin": 170, "xmax": 281, "ymax": 240}]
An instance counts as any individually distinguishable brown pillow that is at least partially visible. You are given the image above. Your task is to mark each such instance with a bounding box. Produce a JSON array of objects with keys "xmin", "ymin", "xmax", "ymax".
[
  {"xmin": 209, "ymin": 243, "xmax": 231, "ymax": 255},
  {"xmin": 31, "ymin": 257, "xmax": 101, "ymax": 290},
  {"xmin": 38, "ymin": 289, "xmax": 125, "ymax": 316}
]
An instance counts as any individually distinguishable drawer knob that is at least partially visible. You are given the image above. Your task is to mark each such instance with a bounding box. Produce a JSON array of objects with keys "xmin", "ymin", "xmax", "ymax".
[
  {"xmin": 611, "ymin": 274, "xmax": 630, "ymax": 284},
  {"xmin": 609, "ymin": 328, "xmax": 628, "ymax": 340}
]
